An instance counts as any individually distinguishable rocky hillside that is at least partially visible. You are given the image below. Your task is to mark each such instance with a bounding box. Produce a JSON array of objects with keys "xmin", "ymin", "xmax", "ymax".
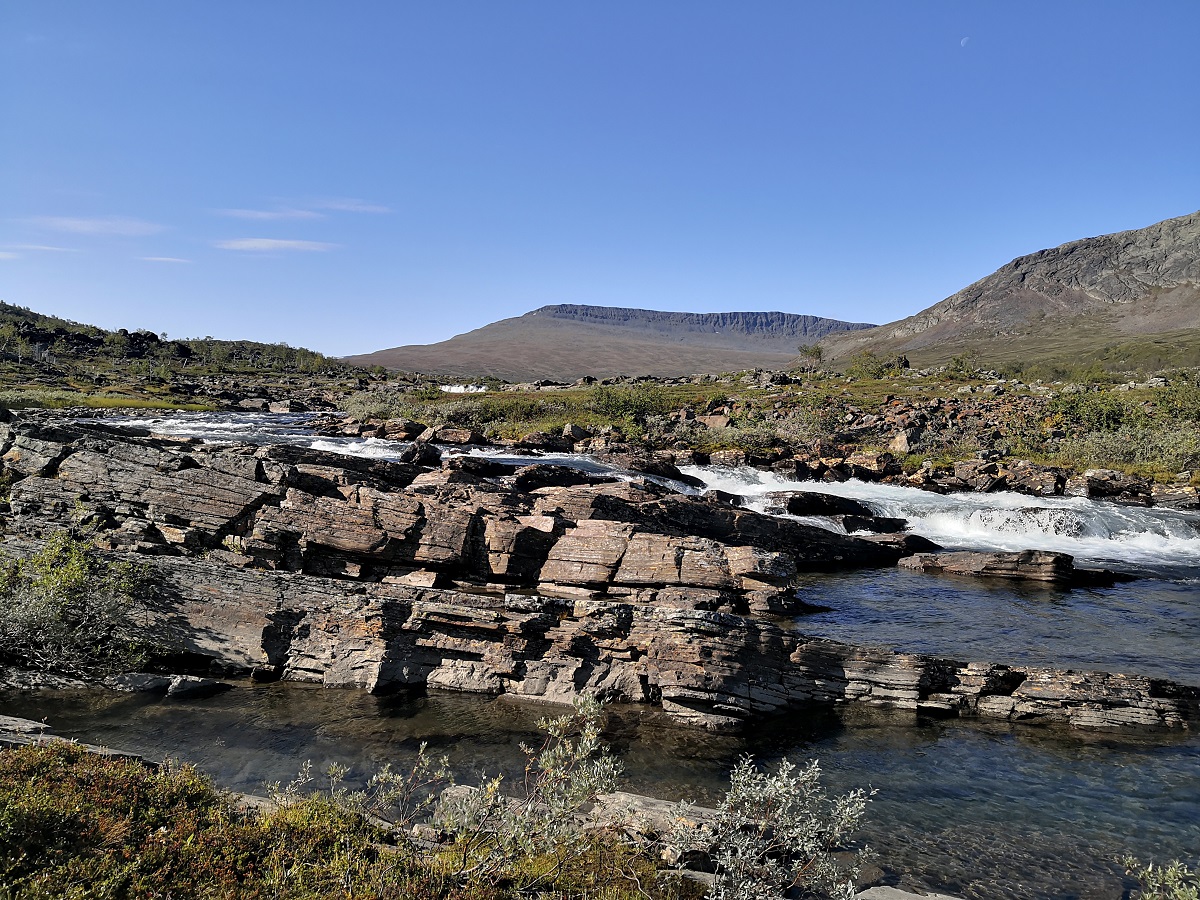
[
  {"xmin": 822, "ymin": 210, "xmax": 1200, "ymax": 370},
  {"xmin": 345, "ymin": 305, "xmax": 874, "ymax": 381}
]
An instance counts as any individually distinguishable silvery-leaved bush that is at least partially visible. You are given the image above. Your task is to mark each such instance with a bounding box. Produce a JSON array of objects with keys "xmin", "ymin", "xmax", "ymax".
[
  {"xmin": 676, "ymin": 755, "xmax": 875, "ymax": 900},
  {"xmin": 435, "ymin": 694, "xmax": 622, "ymax": 891}
]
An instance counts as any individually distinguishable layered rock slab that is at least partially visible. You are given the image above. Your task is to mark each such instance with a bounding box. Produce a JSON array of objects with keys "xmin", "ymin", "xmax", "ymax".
[{"xmin": 123, "ymin": 553, "xmax": 1200, "ymax": 733}]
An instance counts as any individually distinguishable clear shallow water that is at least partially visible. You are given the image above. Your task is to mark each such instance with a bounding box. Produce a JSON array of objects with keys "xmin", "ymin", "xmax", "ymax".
[
  {"xmin": 791, "ymin": 568, "xmax": 1200, "ymax": 684},
  {"xmin": 2, "ymin": 683, "xmax": 1196, "ymax": 900}
]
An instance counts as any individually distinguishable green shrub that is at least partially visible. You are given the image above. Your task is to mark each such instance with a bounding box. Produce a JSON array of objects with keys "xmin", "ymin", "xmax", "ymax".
[
  {"xmin": 672, "ymin": 756, "xmax": 874, "ymax": 900},
  {"xmin": 588, "ymin": 384, "xmax": 674, "ymax": 423},
  {"xmin": 844, "ymin": 351, "xmax": 897, "ymax": 380},
  {"xmin": 1055, "ymin": 426, "xmax": 1200, "ymax": 476},
  {"xmin": 0, "ymin": 529, "xmax": 162, "ymax": 676},
  {"xmin": 1049, "ymin": 390, "xmax": 1150, "ymax": 432},
  {"xmin": 436, "ymin": 695, "xmax": 624, "ymax": 891},
  {"xmin": 945, "ymin": 352, "xmax": 977, "ymax": 378},
  {"xmin": 1125, "ymin": 857, "xmax": 1199, "ymax": 900},
  {"xmin": 1155, "ymin": 376, "xmax": 1200, "ymax": 423}
]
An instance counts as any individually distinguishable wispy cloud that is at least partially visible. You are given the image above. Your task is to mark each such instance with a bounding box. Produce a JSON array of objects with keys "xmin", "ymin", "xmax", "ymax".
[
  {"xmin": 7, "ymin": 243, "xmax": 77, "ymax": 252},
  {"xmin": 0, "ymin": 252, "xmax": 18, "ymax": 261},
  {"xmin": 313, "ymin": 198, "xmax": 391, "ymax": 214},
  {"xmin": 214, "ymin": 198, "xmax": 391, "ymax": 218},
  {"xmin": 27, "ymin": 215, "xmax": 164, "ymax": 236},
  {"xmin": 139, "ymin": 256, "xmax": 192, "ymax": 264},
  {"xmin": 214, "ymin": 207, "xmax": 324, "ymax": 221},
  {"xmin": 214, "ymin": 238, "xmax": 337, "ymax": 252}
]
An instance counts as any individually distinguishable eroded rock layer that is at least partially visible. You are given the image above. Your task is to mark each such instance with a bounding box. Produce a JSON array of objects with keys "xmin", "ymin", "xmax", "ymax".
[{"xmin": 118, "ymin": 555, "xmax": 1200, "ymax": 732}]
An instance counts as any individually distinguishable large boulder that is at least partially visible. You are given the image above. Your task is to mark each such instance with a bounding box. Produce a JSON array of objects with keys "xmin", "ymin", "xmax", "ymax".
[{"xmin": 774, "ymin": 491, "xmax": 875, "ymax": 518}]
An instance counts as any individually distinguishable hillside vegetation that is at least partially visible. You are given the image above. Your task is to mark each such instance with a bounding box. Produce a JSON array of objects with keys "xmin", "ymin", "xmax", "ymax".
[
  {"xmin": 0, "ymin": 300, "xmax": 357, "ymax": 410},
  {"xmin": 821, "ymin": 210, "xmax": 1200, "ymax": 372}
]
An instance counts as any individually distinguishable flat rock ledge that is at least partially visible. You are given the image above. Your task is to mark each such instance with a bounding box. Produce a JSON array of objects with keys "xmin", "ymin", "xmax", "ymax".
[{"xmin": 898, "ymin": 550, "xmax": 1133, "ymax": 587}]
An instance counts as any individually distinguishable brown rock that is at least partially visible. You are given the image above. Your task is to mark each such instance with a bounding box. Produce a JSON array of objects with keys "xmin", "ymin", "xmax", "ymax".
[{"xmin": 898, "ymin": 549, "xmax": 1076, "ymax": 584}]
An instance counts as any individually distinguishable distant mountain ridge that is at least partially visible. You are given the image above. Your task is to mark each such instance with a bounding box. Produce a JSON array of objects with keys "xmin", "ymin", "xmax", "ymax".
[
  {"xmin": 822, "ymin": 209, "xmax": 1200, "ymax": 369},
  {"xmin": 530, "ymin": 305, "xmax": 867, "ymax": 344},
  {"xmin": 347, "ymin": 305, "xmax": 875, "ymax": 381}
]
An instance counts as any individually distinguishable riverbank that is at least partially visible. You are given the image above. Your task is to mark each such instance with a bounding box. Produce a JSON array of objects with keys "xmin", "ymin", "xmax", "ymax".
[
  {"xmin": 3, "ymin": 706, "xmax": 887, "ymax": 900},
  {"xmin": 4, "ymin": 689, "xmax": 1180, "ymax": 900}
]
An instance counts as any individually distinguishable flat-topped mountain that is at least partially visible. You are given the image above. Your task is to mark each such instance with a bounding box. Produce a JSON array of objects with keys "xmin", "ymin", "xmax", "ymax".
[
  {"xmin": 822, "ymin": 210, "xmax": 1200, "ymax": 370},
  {"xmin": 346, "ymin": 305, "xmax": 874, "ymax": 381}
]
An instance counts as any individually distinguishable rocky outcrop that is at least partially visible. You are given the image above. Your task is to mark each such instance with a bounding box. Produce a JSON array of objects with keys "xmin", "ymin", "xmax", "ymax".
[
  {"xmin": 1, "ymin": 415, "xmax": 1191, "ymax": 734},
  {"xmin": 46, "ymin": 551, "xmax": 1186, "ymax": 733},
  {"xmin": 898, "ymin": 550, "xmax": 1077, "ymax": 584},
  {"xmin": 897, "ymin": 550, "xmax": 1134, "ymax": 587},
  {"xmin": 1, "ymin": 417, "xmax": 898, "ymax": 617}
]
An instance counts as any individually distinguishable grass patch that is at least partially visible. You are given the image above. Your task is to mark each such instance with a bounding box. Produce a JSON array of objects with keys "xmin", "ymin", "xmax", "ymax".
[
  {"xmin": 0, "ymin": 388, "xmax": 217, "ymax": 411},
  {"xmin": 342, "ymin": 384, "xmax": 745, "ymax": 441},
  {"xmin": 0, "ymin": 737, "xmax": 697, "ymax": 900}
]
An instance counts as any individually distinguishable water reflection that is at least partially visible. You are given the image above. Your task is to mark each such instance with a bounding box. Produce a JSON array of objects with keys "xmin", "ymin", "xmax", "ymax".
[
  {"xmin": 792, "ymin": 568, "xmax": 1200, "ymax": 683},
  {"xmin": 4, "ymin": 683, "xmax": 1197, "ymax": 900}
]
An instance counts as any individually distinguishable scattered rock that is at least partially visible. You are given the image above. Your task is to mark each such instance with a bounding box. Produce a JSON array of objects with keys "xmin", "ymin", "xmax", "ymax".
[
  {"xmin": 776, "ymin": 491, "xmax": 875, "ymax": 518},
  {"xmin": 1065, "ymin": 469, "xmax": 1152, "ymax": 505},
  {"xmin": 105, "ymin": 673, "xmax": 173, "ymax": 693},
  {"xmin": 166, "ymin": 675, "xmax": 230, "ymax": 699},
  {"xmin": 840, "ymin": 515, "xmax": 908, "ymax": 534},
  {"xmin": 898, "ymin": 550, "xmax": 1081, "ymax": 584}
]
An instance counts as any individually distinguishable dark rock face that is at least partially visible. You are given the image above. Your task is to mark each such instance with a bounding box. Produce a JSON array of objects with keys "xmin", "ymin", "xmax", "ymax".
[
  {"xmin": 1065, "ymin": 469, "xmax": 1153, "ymax": 505},
  {"xmin": 775, "ymin": 491, "xmax": 876, "ymax": 518}
]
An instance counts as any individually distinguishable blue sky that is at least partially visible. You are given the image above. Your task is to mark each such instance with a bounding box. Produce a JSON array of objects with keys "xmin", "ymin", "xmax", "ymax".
[{"xmin": 2, "ymin": 3, "xmax": 1198, "ymax": 357}]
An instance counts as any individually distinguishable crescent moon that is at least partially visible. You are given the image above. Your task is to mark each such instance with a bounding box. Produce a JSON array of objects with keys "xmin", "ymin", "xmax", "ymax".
[{"xmin": 960, "ymin": 37, "xmax": 970, "ymax": 47}]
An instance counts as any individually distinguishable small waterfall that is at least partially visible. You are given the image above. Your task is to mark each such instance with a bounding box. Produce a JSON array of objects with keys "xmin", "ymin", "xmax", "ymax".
[{"xmin": 682, "ymin": 465, "xmax": 1200, "ymax": 573}]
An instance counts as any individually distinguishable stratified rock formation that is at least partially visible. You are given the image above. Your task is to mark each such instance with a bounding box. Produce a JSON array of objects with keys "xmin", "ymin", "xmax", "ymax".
[{"xmin": 1, "ymin": 413, "xmax": 1195, "ymax": 733}]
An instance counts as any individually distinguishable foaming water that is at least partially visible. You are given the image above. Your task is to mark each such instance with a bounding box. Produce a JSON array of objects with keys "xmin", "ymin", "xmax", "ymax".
[
  {"xmin": 4, "ymin": 684, "xmax": 1196, "ymax": 900},
  {"xmin": 682, "ymin": 465, "xmax": 1200, "ymax": 574},
  {"xmin": 112, "ymin": 411, "xmax": 322, "ymax": 446}
]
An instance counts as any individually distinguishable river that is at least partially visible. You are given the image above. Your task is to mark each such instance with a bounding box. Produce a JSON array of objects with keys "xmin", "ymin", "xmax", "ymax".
[{"xmin": 8, "ymin": 411, "xmax": 1199, "ymax": 899}]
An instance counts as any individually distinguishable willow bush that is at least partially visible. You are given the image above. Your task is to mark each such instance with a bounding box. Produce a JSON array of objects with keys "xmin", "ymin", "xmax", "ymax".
[{"xmin": 0, "ymin": 529, "xmax": 161, "ymax": 677}]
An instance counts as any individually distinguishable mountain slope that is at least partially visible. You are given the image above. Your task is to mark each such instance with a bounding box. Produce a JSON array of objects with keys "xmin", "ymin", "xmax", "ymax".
[
  {"xmin": 822, "ymin": 210, "xmax": 1200, "ymax": 370},
  {"xmin": 347, "ymin": 305, "xmax": 875, "ymax": 381}
]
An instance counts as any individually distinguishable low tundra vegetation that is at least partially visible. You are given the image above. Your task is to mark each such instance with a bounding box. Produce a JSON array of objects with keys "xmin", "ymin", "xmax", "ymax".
[{"xmin": 0, "ymin": 698, "xmax": 873, "ymax": 899}]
